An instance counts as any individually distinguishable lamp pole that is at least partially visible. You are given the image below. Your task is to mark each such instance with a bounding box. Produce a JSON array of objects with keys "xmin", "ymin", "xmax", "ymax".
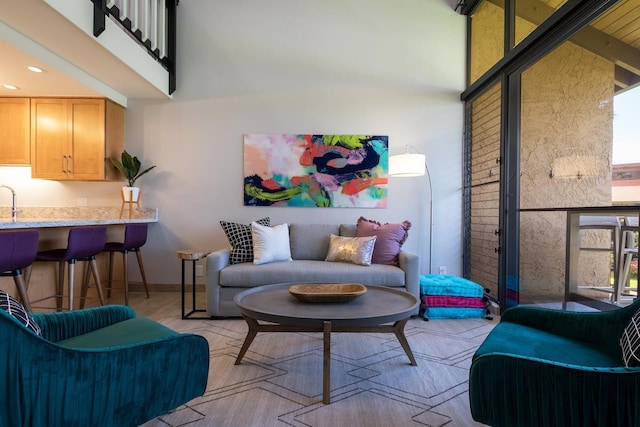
[
  {"xmin": 389, "ymin": 145, "xmax": 434, "ymax": 274},
  {"xmin": 425, "ymin": 162, "xmax": 433, "ymax": 275}
]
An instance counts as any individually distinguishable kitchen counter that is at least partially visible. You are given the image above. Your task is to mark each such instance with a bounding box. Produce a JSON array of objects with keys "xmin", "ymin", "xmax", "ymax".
[{"xmin": 0, "ymin": 207, "xmax": 158, "ymax": 229}]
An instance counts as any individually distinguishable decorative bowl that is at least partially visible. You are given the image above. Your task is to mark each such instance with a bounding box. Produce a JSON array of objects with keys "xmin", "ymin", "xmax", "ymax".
[{"xmin": 288, "ymin": 283, "xmax": 367, "ymax": 303}]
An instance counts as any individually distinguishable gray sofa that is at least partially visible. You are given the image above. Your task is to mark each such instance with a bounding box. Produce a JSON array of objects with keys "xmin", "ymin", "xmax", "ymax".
[{"xmin": 206, "ymin": 223, "xmax": 419, "ymax": 317}]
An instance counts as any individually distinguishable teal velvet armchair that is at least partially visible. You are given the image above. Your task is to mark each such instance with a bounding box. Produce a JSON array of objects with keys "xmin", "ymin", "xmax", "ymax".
[
  {"xmin": 1, "ymin": 305, "xmax": 210, "ymax": 427},
  {"xmin": 469, "ymin": 298, "xmax": 640, "ymax": 426}
]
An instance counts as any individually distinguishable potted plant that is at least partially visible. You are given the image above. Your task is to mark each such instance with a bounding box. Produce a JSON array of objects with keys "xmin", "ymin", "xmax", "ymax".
[{"xmin": 111, "ymin": 150, "xmax": 156, "ymax": 202}]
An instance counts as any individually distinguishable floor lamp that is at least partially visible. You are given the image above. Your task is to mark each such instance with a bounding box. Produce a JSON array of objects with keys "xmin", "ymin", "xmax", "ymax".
[{"xmin": 389, "ymin": 145, "xmax": 433, "ymax": 274}]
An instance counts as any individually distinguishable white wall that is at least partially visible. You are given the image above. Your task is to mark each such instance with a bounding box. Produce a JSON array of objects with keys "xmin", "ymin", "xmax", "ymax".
[
  {"xmin": 128, "ymin": 0, "xmax": 466, "ymax": 284},
  {"xmin": 1, "ymin": 0, "xmax": 466, "ymax": 286}
]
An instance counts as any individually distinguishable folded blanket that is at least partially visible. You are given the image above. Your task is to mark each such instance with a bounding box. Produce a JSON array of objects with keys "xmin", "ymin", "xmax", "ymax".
[
  {"xmin": 422, "ymin": 295, "xmax": 486, "ymax": 308},
  {"xmin": 423, "ymin": 306, "xmax": 486, "ymax": 320},
  {"xmin": 420, "ymin": 274, "xmax": 484, "ymax": 298}
]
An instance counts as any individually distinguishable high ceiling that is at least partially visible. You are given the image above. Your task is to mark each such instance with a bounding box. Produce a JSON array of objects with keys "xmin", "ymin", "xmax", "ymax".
[
  {"xmin": 485, "ymin": 0, "xmax": 640, "ymax": 92},
  {"xmin": 590, "ymin": 0, "xmax": 640, "ymax": 91},
  {"xmin": 2, "ymin": 0, "xmax": 639, "ymax": 100}
]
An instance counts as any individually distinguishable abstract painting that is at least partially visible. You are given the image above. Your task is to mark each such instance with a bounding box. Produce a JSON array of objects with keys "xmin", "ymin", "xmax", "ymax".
[{"xmin": 244, "ymin": 134, "xmax": 388, "ymax": 208}]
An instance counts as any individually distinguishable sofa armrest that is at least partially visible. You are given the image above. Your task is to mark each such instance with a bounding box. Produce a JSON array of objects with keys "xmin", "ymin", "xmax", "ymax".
[
  {"xmin": 206, "ymin": 249, "xmax": 231, "ymax": 316},
  {"xmin": 398, "ymin": 251, "xmax": 419, "ymax": 311},
  {"xmin": 206, "ymin": 249, "xmax": 231, "ymax": 287},
  {"xmin": 501, "ymin": 301, "xmax": 640, "ymax": 355},
  {"xmin": 32, "ymin": 305, "xmax": 137, "ymax": 343}
]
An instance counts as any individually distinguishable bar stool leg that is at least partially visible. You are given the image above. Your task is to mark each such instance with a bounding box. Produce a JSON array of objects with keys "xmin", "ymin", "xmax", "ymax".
[
  {"xmin": 13, "ymin": 270, "xmax": 33, "ymax": 312},
  {"xmin": 89, "ymin": 257, "xmax": 105, "ymax": 306},
  {"xmin": 107, "ymin": 251, "xmax": 115, "ymax": 299},
  {"xmin": 57, "ymin": 261, "xmax": 66, "ymax": 311},
  {"xmin": 24, "ymin": 266, "xmax": 32, "ymax": 294},
  {"xmin": 122, "ymin": 251, "xmax": 129, "ymax": 306},
  {"xmin": 81, "ymin": 257, "xmax": 105, "ymax": 308},
  {"xmin": 80, "ymin": 263, "xmax": 91, "ymax": 309},
  {"xmin": 134, "ymin": 249, "xmax": 150, "ymax": 298},
  {"xmin": 67, "ymin": 260, "xmax": 76, "ymax": 311}
]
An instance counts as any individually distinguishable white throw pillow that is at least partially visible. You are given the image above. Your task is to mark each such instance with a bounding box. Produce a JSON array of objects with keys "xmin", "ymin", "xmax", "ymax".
[
  {"xmin": 325, "ymin": 234, "xmax": 377, "ymax": 266},
  {"xmin": 251, "ymin": 222, "xmax": 293, "ymax": 265}
]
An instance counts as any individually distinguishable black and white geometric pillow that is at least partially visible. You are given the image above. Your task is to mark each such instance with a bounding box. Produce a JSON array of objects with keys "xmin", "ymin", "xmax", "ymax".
[
  {"xmin": 620, "ymin": 308, "xmax": 640, "ymax": 367},
  {"xmin": 220, "ymin": 217, "xmax": 270, "ymax": 264},
  {"xmin": 0, "ymin": 290, "xmax": 41, "ymax": 336}
]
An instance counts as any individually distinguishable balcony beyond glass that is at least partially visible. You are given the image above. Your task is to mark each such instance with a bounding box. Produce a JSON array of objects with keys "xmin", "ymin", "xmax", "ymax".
[{"xmin": 519, "ymin": 206, "xmax": 639, "ymax": 309}]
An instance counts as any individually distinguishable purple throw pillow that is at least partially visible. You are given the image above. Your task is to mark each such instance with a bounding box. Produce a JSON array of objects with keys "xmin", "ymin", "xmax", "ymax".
[{"xmin": 356, "ymin": 217, "xmax": 411, "ymax": 265}]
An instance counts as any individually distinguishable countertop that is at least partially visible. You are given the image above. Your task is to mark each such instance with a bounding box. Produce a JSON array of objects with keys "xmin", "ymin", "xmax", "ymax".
[{"xmin": 0, "ymin": 207, "xmax": 158, "ymax": 229}]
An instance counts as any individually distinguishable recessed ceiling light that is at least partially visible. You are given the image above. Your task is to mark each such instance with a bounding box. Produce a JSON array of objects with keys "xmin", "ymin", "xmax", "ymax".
[
  {"xmin": 2, "ymin": 84, "xmax": 19, "ymax": 90},
  {"xmin": 27, "ymin": 65, "xmax": 43, "ymax": 73}
]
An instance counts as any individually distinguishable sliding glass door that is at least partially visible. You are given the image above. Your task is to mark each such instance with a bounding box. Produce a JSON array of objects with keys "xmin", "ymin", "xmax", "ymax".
[{"xmin": 462, "ymin": 0, "xmax": 639, "ymax": 310}]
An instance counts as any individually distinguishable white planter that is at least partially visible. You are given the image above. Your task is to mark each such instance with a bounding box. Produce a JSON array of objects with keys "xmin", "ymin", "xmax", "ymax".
[{"xmin": 122, "ymin": 186, "xmax": 141, "ymax": 202}]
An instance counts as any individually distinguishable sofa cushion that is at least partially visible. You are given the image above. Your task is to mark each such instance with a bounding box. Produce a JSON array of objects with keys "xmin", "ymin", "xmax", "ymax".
[
  {"xmin": 621, "ymin": 308, "xmax": 640, "ymax": 367},
  {"xmin": 289, "ymin": 224, "xmax": 339, "ymax": 260},
  {"xmin": 356, "ymin": 216, "xmax": 411, "ymax": 265},
  {"xmin": 219, "ymin": 260, "xmax": 406, "ymax": 288},
  {"xmin": 220, "ymin": 217, "xmax": 270, "ymax": 264},
  {"xmin": 251, "ymin": 222, "xmax": 292, "ymax": 265},
  {"xmin": 325, "ymin": 234, "xmax": 377, "ymax": 266},
  {"xmin": 0, "ymin": 290, "xmax": 41, "ymax": 336}
]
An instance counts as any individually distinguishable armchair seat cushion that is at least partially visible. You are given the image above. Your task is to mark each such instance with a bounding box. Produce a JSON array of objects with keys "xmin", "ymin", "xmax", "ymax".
[
  {"xmin": 57, "ymin": 317, "xmax": 180, "ymax": 349},
  {"xmin": 475, "ymin": 321, "xmax": 622, "ymax": 368}
]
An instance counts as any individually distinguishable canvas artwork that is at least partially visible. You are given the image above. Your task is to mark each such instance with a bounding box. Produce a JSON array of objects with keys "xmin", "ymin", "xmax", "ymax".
[{"xmin": 244, "ymin": 134, "xmax": 389, "ymax": 208}]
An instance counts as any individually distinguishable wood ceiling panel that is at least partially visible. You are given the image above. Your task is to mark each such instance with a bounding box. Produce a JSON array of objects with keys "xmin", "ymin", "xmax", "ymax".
[{"xmin": 590, "ymin": 1, "xmax": 640, "ymax": 57}]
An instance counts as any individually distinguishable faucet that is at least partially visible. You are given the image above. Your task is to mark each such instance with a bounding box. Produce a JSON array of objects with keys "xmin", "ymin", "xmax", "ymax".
[{"xmin": 0, "ymin": 184, "xmax": 17, "ymax": 221}]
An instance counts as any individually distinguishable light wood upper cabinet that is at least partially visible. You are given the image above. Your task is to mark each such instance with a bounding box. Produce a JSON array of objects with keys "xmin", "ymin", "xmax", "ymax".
[
  {"xmin": 0, "ymin": 98, "xmax": 31, "ymax": 165},
  {"xmin": 31, "ymin": 98, "xmax": 124, "ymax": 181}
]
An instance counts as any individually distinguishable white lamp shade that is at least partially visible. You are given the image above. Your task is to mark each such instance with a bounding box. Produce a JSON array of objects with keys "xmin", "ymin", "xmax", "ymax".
[{"xmin": 389, "ymin": 153, "xmax": 426, "ymax": 177}]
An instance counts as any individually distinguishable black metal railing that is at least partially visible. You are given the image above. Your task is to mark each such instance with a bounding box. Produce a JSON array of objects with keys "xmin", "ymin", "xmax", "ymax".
[{"xmin": 92, "ymin": 0, "xmax": 177, "ymax": 94}]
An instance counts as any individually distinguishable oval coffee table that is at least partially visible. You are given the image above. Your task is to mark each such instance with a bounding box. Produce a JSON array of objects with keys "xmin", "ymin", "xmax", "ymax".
[{"xmin": 234, "ymin": 283, "xmax": 419, "ymax": 404}]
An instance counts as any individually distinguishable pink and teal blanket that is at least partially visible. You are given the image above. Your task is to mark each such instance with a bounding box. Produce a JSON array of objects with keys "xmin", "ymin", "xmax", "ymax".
[{"xmin": 420, "ymin": 274, "xmax": 486, "ymax": 319}]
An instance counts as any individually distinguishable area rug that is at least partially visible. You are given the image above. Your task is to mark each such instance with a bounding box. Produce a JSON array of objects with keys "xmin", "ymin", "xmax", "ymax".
[{"xmin": 140, "ymin": 316, "xmax": 495, "ymax": 427}]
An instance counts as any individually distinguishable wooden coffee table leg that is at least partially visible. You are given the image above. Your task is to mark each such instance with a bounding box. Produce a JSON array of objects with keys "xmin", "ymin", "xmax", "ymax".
[
  {"xmin": 323, "ymin": 320, "xmax": 331, "ymax": 404},
  {"xmin": 235, "ymin": 315, "xmax": 259, "ymax": 365},
  {"xmin": 393, "ymin": 318, "xmax": 417, "ymax": 366}
]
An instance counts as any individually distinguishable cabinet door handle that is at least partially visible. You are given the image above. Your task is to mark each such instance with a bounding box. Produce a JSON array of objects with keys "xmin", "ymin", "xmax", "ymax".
[
  {"xmin": 68, "ymin": 156, "xmax": 72, "ymax": 173},
  {"xmin": 62, "ymin": 155, "xmax": 67, "ymax": 172}
]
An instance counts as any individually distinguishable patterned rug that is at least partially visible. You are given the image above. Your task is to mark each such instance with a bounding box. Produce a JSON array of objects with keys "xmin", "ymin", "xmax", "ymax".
[{"xmin": 139, "ymin": 314, "xmax": 496, "ymax": 427}]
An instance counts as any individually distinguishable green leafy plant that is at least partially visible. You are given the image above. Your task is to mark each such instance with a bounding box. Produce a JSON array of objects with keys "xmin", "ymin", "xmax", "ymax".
[{"xmin": 111, "ymin": 150, "xmax": 156, "ymax": 187}]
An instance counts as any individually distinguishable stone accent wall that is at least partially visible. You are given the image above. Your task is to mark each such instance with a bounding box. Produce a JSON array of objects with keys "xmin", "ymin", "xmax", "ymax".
[
  {"xmin": 469, "ymin": 2, "xmax": 503, "ymax": 84},
  {"xmin": 519, "ymin": 41, "xmax": 614, "ymax": 300}
]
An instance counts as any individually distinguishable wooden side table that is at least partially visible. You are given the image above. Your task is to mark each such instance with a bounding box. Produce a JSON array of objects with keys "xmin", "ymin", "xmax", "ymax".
[{"xmin": 177, "ymin": 249, "xmax": 211, "ymax": 319}]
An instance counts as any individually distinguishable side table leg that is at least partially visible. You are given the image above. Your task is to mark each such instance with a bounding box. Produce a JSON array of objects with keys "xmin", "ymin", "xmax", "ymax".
[
  {"xmin": 235, "ymin": 316, "xmax": 259, "ymax": 365},
  {"xmin": 323, "ymin": 320, "xmax": 331, "ymax": 404},
  {"xmin": 191, "ymin": 259, "xmax": 197, "ymax": 311},
  {"xmin": 181, "ymin": 259, "xmax": 186, "ymax": 319},
  {"xmin": 393, "ymin": 318, "xmax": 417, "ymax": 366}
]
